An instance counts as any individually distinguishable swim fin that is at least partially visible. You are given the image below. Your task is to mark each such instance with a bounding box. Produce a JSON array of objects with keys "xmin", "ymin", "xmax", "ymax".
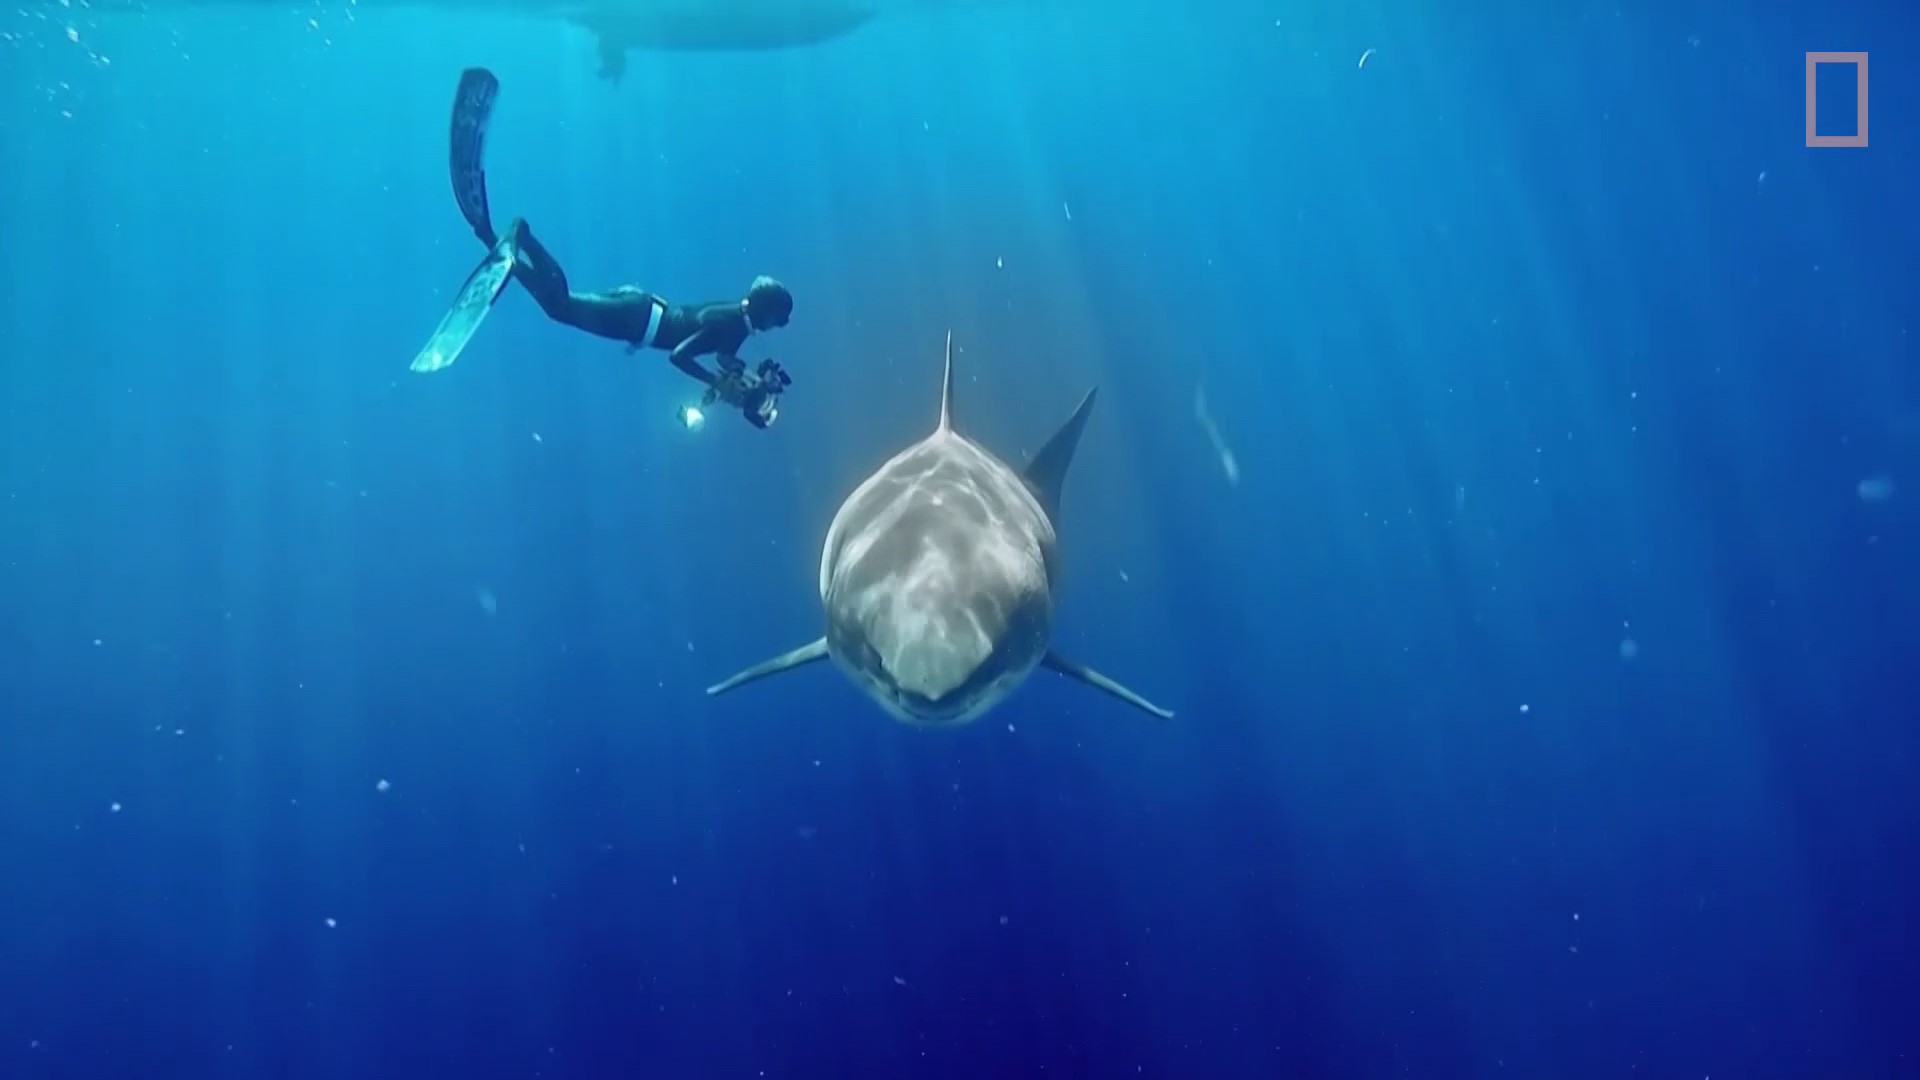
[
  {"xmin": 450, "ymin": 67, "xmax": 500, "ymax": 247},
  {"xmin": 409, "ymin": 231, "xmax": 517, "ymax": 374}
]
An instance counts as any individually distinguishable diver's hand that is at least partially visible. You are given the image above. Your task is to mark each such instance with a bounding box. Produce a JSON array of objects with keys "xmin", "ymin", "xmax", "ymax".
[{"xmin": 710, "ymin": 369, "xmax": 750, "ymax": 407}]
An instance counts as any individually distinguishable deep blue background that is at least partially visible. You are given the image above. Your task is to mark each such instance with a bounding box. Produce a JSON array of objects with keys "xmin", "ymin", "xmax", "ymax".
[{"xmin": 2, "ymin": 1, "xmax": 1916, "ymax": 1077}]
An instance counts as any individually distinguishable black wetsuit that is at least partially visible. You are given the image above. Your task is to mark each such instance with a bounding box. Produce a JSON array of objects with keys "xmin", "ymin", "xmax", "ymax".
[
  {"xmin": 447, "ymin": 68, "xmax": 752, "ymax": 390},
  {"xmin": 507, "ymin": 221, "xmax": 751, "ymax": 388}
]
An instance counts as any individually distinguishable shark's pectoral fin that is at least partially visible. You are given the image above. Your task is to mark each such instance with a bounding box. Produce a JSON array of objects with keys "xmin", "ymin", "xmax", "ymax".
[
  {"xmin": 1042, "ymin": 650, "xmax": 1173, "ymax": 719},
  {"xmin": 595, "ymin": 33, "xmax": 628, "ymax": 83},
  {"xmin": 707, "ymin": 638, "xmax": 829, "ymax": 697}
]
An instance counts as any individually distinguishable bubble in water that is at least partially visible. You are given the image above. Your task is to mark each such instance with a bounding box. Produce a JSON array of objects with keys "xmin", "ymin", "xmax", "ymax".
[{"xmin": 1858, "ymin": 475, "xmax": 1895, "ymax": 503}]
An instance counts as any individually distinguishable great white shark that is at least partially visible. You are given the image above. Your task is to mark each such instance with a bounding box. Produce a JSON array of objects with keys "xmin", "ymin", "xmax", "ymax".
[
  {"xmin": 76, "ymin": 0, "xmax": 977, "ymax": 82},
  {"xmin": 569, "ymin": 0, "xmax": 882, "ymax": 81},
  {"xmin": 707, "ymin": 332, "xmax": 1173, "ymax": 725}
]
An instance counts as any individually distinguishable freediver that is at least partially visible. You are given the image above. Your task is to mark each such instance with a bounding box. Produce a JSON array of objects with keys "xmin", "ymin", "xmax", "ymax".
[{"xmin": 411, "ymin": 66, "xmax": 795, "ymax": 431}]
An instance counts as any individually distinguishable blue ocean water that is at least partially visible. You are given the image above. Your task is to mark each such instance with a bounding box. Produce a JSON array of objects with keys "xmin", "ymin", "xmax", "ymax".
[{"xmin": 1, "ymin": 2, "xmax": 1916, "ymax": 1077}]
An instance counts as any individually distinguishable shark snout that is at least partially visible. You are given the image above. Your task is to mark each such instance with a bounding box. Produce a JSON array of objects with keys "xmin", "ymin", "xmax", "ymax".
[{"xmin": 879, "ymin": 620, "xmax": 991, "ymax": 705}]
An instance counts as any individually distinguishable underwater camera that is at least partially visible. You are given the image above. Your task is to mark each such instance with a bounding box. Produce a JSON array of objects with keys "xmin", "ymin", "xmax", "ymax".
[
  {"xmin": 675, "ymin": 359, "xmax": 790, "ymax": 432},
  {"xmin": 744, "ymin": 391, "xmax": 778, "ymax": 429},
  {"xmin": 744, "ymin": 359, "xmax": 792, "ymax": 430}
]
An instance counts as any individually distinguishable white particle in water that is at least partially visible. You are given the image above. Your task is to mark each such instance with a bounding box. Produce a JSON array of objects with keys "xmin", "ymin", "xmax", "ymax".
[
  {"xmin": 325, "ymin": 917, "xmax": 337, "ymax": 928},
  {"xmin": 375, "ymin": 779, "xmax": 390, "ymax": 793},
  {"xmin": 109, "ymin": 802, "xmax": 122, "ymax": 813}
]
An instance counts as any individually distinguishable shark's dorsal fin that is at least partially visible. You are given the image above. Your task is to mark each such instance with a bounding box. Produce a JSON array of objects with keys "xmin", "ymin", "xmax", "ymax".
[
  {"xmin": 937, "ymin": 330, "xmax": 956, "ymax": 434},
  {"xmin": 1024, "ymin": 387, "xmax": 1098, "ymax": 520}
]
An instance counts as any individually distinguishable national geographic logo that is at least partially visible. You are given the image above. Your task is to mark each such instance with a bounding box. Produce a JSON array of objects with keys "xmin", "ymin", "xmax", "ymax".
[{"xmin": 1806, "ymin": 52, "xmax": 1868, "ymax": 148}]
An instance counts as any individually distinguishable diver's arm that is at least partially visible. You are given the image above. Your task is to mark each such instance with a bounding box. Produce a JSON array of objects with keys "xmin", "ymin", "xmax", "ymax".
[{"xmin": 668, "ymin": 330, "xmax": 720, "ymax": 387}]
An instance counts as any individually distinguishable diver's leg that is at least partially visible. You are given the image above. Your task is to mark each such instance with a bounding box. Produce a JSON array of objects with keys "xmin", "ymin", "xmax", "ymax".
[
  {"xmin": 566, "ymin": 293, "xmax": 661, "ymax": 344},
  {"xmin": 506, "ymin": 219, "xmax": 606, "ymax": 331},
  {"xmin": 505, "ymin": 219, "xmax": 573, "ymax": 316},
  {"xmin": 449, "ymin": 68, "xmax": 501, "ymax": 247},
  {"xmin": 508, "ymin": 220, "xmax": 657, "ymax": 345}
]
